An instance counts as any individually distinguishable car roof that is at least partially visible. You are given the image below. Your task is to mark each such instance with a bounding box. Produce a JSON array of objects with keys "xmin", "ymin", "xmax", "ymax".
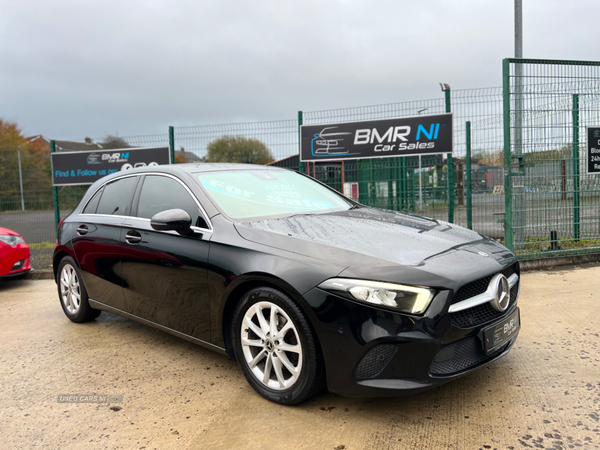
[{"xmin": 185, "ymin": 163, "xmax": 286, "ymax": 173}]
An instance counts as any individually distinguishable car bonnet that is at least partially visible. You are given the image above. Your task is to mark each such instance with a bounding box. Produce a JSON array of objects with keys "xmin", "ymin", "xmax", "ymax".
[{"xmin": 234, "ymin": 207, "xmax": 513, "ymax": 268}]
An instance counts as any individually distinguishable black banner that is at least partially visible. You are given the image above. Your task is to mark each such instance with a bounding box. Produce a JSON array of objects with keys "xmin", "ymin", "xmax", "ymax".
[
  {"xmin": 300, "ymin": 113, "xmax": 452, "ymax": 162},
  {"xmin": 51, "ymin": 147, "xmax": 170, "ymax": 186},
  {"xmin": 587, "ymin": 127, "xmax": 600, "ymax": 175}
]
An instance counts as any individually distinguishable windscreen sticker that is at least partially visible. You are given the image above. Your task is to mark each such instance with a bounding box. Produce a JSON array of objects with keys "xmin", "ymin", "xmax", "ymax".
[
  {"xmin": 202, "ymin": 180, "xmax": 256, "ymax": 199},
  {"xmin": 264, "ymin": 195, "xmax": 332, "ymax": 209},
  {"xmin": 202, "ymin": 179, "xmax": 332, "ymax": 209}
]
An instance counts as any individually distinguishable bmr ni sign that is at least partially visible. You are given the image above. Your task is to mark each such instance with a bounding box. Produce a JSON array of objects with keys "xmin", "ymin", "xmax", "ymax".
[
  {"xmin": 51, "ymin": 147, "xmax": 170, "ymax": 186},
  {"xmin": 300, "ymin": 113, "xmax": 453, "ymax": 162},
  {"xmin": 587, "ymin": 127, "xmax": 600, "ymax": 175}
]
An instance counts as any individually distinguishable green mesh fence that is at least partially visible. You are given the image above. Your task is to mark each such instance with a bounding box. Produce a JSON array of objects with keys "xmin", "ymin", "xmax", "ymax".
[
  {"xmin": 174, "ymin": 120, "xmax": 298, "ymax": 163},
  {"xmin": 450, "ymin": 88, "xmax": 505, "ymax": 239},
  {"xmin": 0, "ymin": 147, "xmax": 55, "ymax": 269},
  {"xmin": 53, "ymin": 134, "xmax": 169, "ymax": 221},
  {"xmin": 2, "ymin": 60, "xmax": 599, "ymax": 269},
  {"xmin": 302, "ymin": 90, "xmax": 508, "ymax": 240},
  {"xmin": 0, "ymin": 135, "xmax": 168, "ymax": 269},
  {"xmin": 303, "ymin": 98, "xmax": 448, "ymax": 220},
  {"xmin": 504, "ymin": 59, "xmax": 600, "ymax": 259}
]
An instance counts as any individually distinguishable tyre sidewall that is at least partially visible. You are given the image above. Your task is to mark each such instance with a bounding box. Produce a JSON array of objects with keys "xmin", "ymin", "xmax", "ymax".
[
  {"xmin": 232, "ymin": 287, "xmax": 319, "ymax": 405},
  {"xmin": 56, "ymin": 256, "xmax": 97, "ymax": 323}
]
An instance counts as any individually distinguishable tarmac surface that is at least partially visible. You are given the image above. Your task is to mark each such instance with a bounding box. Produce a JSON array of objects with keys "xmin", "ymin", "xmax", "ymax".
[{"xmin": 1, "ymin": 264, "xmax": 599, "ymax": 450}]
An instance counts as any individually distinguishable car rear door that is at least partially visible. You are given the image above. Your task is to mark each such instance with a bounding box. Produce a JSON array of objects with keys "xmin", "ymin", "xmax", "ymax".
[
  {"xmin": 120, "ymin": 174, "xmax": 212, "ymax": 342},
  {"xmin": 71, "ymin": 175, "xmax": 139, "ymax": 311}
]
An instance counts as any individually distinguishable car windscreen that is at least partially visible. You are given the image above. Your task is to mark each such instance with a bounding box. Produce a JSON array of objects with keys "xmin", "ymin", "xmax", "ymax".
[{"xmin": 196, "ymin": 170, "xmax": 352, "ymax": 220}]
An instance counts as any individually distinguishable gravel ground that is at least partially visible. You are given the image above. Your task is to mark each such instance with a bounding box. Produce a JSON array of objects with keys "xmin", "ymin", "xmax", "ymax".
[{"xmin": 0, "ymin": 264, "xmax": 599, "ymax": 449}]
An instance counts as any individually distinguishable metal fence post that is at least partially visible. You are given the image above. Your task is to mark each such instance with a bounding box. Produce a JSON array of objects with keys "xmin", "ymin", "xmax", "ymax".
[
  {"xmin": 401, "ymin": 156, "xmax": 408, "ymax": 211},
  {"xmin": 444, "ymin": 87, "xmax": 454, "ymax": 223},
  {"xmin": 502, "ymin": 59, "xmax": 514, "ymax": 251},
  {"xmin": 17, "ymin": 146, "xmax": 25, "ymax": 211},
  {"xmin": 50, "ymin": 140, "xmax": 61, "ymax": 234},
  {"xmin": 395, "ymin": 158, "xmax": 401, "ymax": 210},
  {"xmin": 466, "ymin": 121, "xmax": 472, "ymax": 229},
  {"xmin": 368, "ymin": 160, "xmax": 376, "ymax": 205},
  {"xmin": 387, "ymin": 161, "xmax": 394, "ymax": 210},
  {"xmin": 572, "ymin": 94, "xmax": 580, "ymax": 242},
  {"xmin": 298, "ymin": 111, "xmax": 304, "ymax": 173},
  {"xmin": 409, "ymin": 167, "xmax": 416, "ymax": 211},
  {"xmin": 168, "ymin": 126, "xmax": 175, "ymax": 164},
  {"xmin": 358, "ymin": 161, "xmax": 365, "ymax": 204}
]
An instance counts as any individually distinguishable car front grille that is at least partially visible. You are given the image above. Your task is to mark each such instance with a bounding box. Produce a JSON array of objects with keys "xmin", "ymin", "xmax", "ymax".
[
  {"xmin": 451, "ymin": 263, "xmax": 518, "ymax": 305},
  {"xmin": 448, "ymin": 263, "xmax": 519, "ymax": 329},
  {"xmin": 429, "ymin": 336, "xmax": 509, "ymax": 376}
]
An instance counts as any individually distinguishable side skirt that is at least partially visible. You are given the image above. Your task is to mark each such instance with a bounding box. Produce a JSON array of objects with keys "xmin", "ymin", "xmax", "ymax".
[{"xmin": 88, "ymin": 298, "xmax": 229, "ymax": 357}]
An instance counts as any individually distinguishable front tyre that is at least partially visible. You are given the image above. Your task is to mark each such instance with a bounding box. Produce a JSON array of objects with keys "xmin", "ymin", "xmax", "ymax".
[
  {"xmin": 232, "ymin": 287, "xmax": 325, "ymax": 405},
  {"xmin": 57, "ymin": 256, "xmax": 101, "ymax": 323}
]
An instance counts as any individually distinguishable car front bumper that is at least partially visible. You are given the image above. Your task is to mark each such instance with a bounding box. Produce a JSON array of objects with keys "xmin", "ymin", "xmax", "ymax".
[
  {"xmin": 0, "ymin": 244, "xmax": 32, "ymax": 278},
  {"xmin": 303, "ymin": 287, "xmax": 520, "ymax": 397}
]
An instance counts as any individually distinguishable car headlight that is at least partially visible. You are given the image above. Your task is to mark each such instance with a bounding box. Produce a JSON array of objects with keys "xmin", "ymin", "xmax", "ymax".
[
  {"xmin": 318, "ymin": 278, "xmax": 435, "ymax": 314},
  {"xmin": 0, "ymin": 234, "xmax": 26, "ymax": 247}
]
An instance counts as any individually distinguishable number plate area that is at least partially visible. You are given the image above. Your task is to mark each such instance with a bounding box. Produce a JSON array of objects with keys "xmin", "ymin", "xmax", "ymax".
[{"xmin": 483, "ymin": 308, "xmax": 520, "ymax": 355}]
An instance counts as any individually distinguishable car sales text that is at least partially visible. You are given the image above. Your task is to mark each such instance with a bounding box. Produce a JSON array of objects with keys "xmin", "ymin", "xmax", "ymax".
[{"xmin": 354, "ymin": 124, "xmax": 440, "ymax": 152}]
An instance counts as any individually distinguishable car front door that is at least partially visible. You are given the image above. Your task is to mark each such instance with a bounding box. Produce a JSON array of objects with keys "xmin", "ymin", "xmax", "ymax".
[
  {"xmin": 71, "ymin": 175, "xmax": 139, "ymax": 311},
  {"xmin": 120, "ymin": 174, "xmax": 212, "ymax": 342}
]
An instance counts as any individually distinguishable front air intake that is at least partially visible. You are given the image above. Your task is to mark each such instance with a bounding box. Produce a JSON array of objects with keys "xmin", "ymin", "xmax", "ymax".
[{"xmin": 354, "ymin": 344, "xmax": 398, "ymax": 379}]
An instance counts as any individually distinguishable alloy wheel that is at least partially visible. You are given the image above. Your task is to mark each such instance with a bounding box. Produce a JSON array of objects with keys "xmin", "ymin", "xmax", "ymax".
[
  {"xmin": 240, "ymin": 301, "xmax": 303, "ymax": 391},
  {"xmin": 60, "ymin": 263, "xmax": 81, "ymax": 315}
]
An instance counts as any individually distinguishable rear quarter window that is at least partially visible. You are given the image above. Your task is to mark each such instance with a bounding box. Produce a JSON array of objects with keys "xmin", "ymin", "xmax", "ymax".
[{"xmin": 82, "ymin": 187, "xmax": 103, "ymax": 214}]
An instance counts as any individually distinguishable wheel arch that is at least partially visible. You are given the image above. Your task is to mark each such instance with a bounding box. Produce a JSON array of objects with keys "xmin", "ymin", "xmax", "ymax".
[
  {"xmin": 220, "ymin": 273, "xmax": 322, "ymax": 361},
  {"xmin": 52, "ymin": 249, "xmax": 76, "ymax": 282}
]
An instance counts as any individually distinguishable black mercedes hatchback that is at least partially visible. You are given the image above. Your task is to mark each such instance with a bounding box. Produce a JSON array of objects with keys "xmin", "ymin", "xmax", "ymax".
[{"xmin": 53, "ymin": 163, "xmax": 521, "ymax": 405}]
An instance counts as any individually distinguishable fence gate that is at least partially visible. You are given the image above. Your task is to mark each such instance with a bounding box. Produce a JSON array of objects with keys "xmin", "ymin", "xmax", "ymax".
[{"xmin": 503, "ymin": 58, "xmax": 600, "ymax": 259}]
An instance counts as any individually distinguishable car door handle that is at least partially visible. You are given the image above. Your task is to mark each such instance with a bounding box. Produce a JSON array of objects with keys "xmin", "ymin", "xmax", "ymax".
[
  {"xmin": 125, "ymin": 231, "xmax": 142, "ymax": 244},
  {"xmin": 76, "ymin": 225, "xmax": 88, "ymax": 236}
]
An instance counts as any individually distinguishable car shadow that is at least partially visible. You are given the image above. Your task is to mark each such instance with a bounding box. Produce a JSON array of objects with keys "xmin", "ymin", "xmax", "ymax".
[
  {"xmin": 0, "ymin": 277, "xmax": 38, "ymax": 291},
  {"xmin": 86, "ymin": 310, "xmax": 510, "ymax": 414}
]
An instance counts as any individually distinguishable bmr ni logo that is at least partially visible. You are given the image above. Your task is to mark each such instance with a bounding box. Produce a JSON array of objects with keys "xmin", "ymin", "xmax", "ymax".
[
  {"xmin": 102, "ymin": 152, "xmax": 129, "ymax": 163},
  {"xmin": 87, "ymin": 153, "xmax": 102, "ymax": 165},
  {"xmin": 87, "ymin": 152, "xmax": 129, "ymax": 164},
  {"xmin": 310, "ymin": 127, "xmax": 359, "ymax": 157},
  {"xmin": 354, "ymin": 124, "xmax": 441, "ymax": 152},
  {"xmin": 301, "ymin": 114, "xmax": 451, "ymax": 162}
]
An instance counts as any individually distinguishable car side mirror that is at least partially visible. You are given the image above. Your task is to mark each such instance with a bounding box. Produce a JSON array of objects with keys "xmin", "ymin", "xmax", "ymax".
[{"xmin": 150, "ymin": 209, "xmax": 192, "ymax": 233}]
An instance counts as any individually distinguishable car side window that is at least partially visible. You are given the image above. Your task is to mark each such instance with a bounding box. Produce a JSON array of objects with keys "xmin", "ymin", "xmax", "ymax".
[
  {"xmin": 95, "ymin": 177, "xmax": 138, "ymax": 216},
  {"xmin": 82, "ymin": 187, "xmax": 103, "ymax": 214},
  {"xmin": 137, "ymin": 175, "xmax": 209, "ymax": 229}
]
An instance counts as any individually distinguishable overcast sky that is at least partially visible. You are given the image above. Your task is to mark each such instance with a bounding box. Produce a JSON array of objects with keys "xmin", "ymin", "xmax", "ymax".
[{"xmin": 1, "ymin": 0, "xmax": 599, "ymax": 140}]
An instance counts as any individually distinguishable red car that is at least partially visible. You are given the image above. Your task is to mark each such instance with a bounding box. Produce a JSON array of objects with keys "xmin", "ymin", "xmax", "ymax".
[{"xmin": 0, "ymin": 227, "xmax": 33, "ymax": 278}]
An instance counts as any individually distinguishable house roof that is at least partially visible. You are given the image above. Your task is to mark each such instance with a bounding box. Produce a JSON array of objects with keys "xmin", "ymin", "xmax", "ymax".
[
  {"xmin": 180, "ymin": 150, "xmax": 202, "ymax": 162},
  {"xmin": 26, "ymin": 135, "xmax": 104, "ymax": 151}
]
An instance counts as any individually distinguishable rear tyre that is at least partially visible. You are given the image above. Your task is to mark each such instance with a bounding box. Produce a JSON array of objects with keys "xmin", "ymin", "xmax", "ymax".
[
  {"xmin": 232, "ymin": 287, "xmax": 325, "ymax": 405},
  {"xmin": 57, "ymin": 256, "xmax": 101, "ymax": 323}
]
